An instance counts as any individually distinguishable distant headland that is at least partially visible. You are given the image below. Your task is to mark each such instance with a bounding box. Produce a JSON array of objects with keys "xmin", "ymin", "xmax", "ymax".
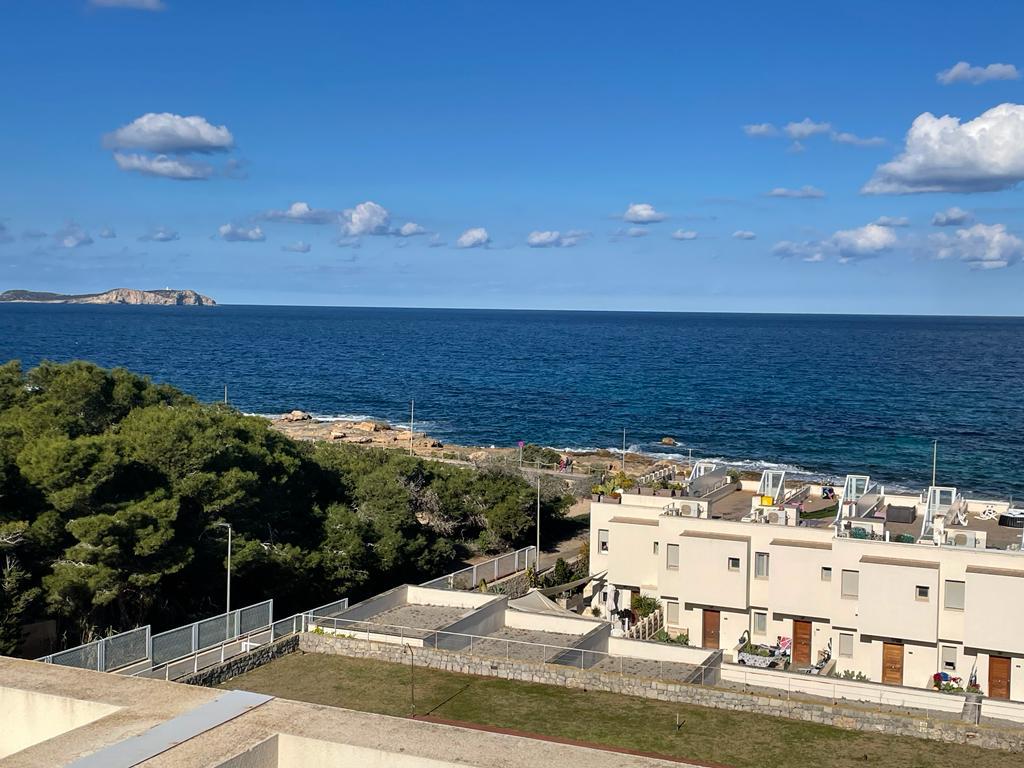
[{"xmin": 0, "ymin": 288, "xmax": 216, "ymax": 306}]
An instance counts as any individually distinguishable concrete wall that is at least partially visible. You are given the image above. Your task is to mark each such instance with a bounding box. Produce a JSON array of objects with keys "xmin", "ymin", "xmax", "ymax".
[
  {"xmin": 433, "ymin": 597, "xmax": 508, "ymax": 651},
  {"xmin": 297, "ymin": 633, "xmax": 1024, "ymax": 752},
  {"xmin": 337, "ymin": 585, "xmax": 409, "ymax": 622},
  {"xmin": 278, "ymin": 734, "xmax": 464, "ymax": 768},
  {"xmin": 0, "ymin": 686, "xmax": 120, "ymax": 759},
  {"xmin": 608, "ymin": 636, "xmax": 716, "ymax": 666},
  {"xmin": 214, "ymin": 736, "xmax": 278, "ymax": 768},
  {"xmin": 859, "ymin": 561, "xmax": 939, "ymax": 644},
  {"xmin": 405, "ymin": 586, "xmax": 498, "ymax": 609},
  {"xmin": 503, "ymin": 609, "xmax": 600, "ymax": 635}
]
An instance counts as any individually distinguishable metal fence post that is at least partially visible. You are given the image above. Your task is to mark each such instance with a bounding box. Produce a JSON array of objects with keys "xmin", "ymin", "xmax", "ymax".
[
  {"xmin": 192, "ymin": 621, "xmax": 199, "ymax": 655},
  {"xmin": 97, "ymin": 638, "xmax": 106, "ymax": 672}
]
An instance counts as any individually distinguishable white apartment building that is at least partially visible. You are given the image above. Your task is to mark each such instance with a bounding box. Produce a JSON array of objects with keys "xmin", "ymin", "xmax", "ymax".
[{"xmin": 589, "ymin": 469, "xmax": 1024, "ymax": 702}]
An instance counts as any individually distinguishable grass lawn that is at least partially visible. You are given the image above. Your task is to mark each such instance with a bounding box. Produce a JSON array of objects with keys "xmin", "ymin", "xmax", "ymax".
[{"xmin": 219, "ymin": 652, "xmax": 1024, "ymax": 768}]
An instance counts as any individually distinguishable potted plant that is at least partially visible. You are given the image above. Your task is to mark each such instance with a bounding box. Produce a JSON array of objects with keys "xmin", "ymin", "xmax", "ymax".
[
  {"xmin": 606, "ymin": 491, "xmax": 621, "ymax": 505},
  {"xmin": 640, "ymin": 486, "xmax": 655, "ymax": 496}
]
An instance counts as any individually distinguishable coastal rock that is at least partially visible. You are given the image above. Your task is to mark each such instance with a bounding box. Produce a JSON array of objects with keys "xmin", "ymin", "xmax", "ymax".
[
  {"xmin": 329, "ymin": 429, "xmax": 346, "ymax": 440},
  {"xmin": 429, "ymin": 440, "xmax": 443, "ymax": 448},
  {"xmin": 347, "ymin": 435, "xmax": 373, "ymax": 444},
  {"xmin": 0, "ymin": 288, "xmax": 216, "ymax": 305},
  {"xmin": 284, "ymin": 410, "xmax": 312, "ymax": 422},
  {"xmin": 353, "ymin": 420, "xmax": 388, "ymax": 432},
  {"xmin": 661, "ymin": 437, "xmax": 677, "ymax": 446}
]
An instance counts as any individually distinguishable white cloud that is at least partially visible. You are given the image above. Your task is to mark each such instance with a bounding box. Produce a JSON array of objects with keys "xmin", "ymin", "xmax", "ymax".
[
  {"xmin": 787, "ymin": 141, "xmax": 806, "ymax": 154},
  {"xmin": 398, "ymin": 222, "xmax": 426, "ymax": 237},
  {"xmin": 873, "ymin": 216, "xmax": 910, "ymax": 228},
  {"xmin": 218, "ymin": 223, "xmax": 265, "ymax": 242},
  {"xmin": 672, "ymin": 229, "xmax": 698, "ymax": 240},
  {"xmin": 262, "ymin": 201, "xmax": 336, "ymax": 224},
  {"xmin": 932, "ymin": 206, "xmax": 973, "ymax": 227},
  {"xmin": 863, "ymin": 103, "xmax": 1024, "ymax": 194},
  {"xmin": 623, "ymin": 202, "xmax": 666, "ymax": 223},
  {"xmin": 282, "ymin": 241, "xmax": 311, "ymax": 253},
  {"xmin": 428, "ymin": 235, "xmax": 446, "ymax": 248},
  {"xmin": 773, "ymin": 240, "xmax": 828, "ymax": 262},
  {"xmin": 54, "ymin": 223, "xmax": 93, "ymax": 249},
  {"xmin": 341, "ymin": 201, "xmax": 390, "ymax": 236},
  {"xmin": 139, "ymin": 226, "xmax": 179, "ymax": 242},
  {"xmin": 931, "ymin": 223, "xmax": 1024, "ymax": 269},
  {"xmin": 105, "ymin": 113, "xmax": 233, "ymax": 154},
  {"xmin": 90, "ymin": 0, "xmax": 165, "ymax": 8},
  {"xmin": 98, "ymin": 227, "xmax": 116, "ymax": 238},
  {"xmin": 113, "ymin": 152, "xmax": 213, "ymax": 180},
  {"xmin": 456, "ymin": 227, "xmax": 490, "ymax": 248},
  {"xmin": 766, "ymin": 185, "xmax": 825, "ymax": 199},
  {"xmin": 831, "ymin": 131, "xmax": 886, "ymax": 147},
  {"xmin": 784, "ymin": 119, "xmax": 831, "ymax": 139},
  {"xmin": 831, "ymin": 223, "xmax": 897, "ymax": 262},
  {"xmin": 743, "ymin": 123, "xmax": 778, "ymax": 137},
  {"xmin": 732, "ymin": 230, "xmax": 756, "ymax": 240},
  {"xmin": 526, "ymin": 229, "xmax": 586, "ymax": 247},
  {"xmin": 937, "ymin": 61, "xmax": 1020, "ymax": 86}
]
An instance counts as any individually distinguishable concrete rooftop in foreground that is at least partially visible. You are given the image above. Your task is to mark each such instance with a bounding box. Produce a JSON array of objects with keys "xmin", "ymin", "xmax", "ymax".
[{"xmin": 0, "ymin": 656, "xmax": 690, "ymax": 767}]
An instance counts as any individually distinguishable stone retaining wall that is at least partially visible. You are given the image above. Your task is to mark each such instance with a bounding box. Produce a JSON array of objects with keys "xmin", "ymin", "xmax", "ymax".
[
  {"xmin": 180, "ymin": 635, "xmax": 298, "ymax": 687},
  {"xmin": 298, "ymin": 633, "xmax": 1024, "ymax": 752}
]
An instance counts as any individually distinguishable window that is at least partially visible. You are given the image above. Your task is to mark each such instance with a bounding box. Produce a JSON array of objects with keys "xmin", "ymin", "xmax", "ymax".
[
  {"xmin": 752, "ymin": 611, "xmax": 767, "ymax": 635},
  {"xmin": 598, "ymin": 529, "xmax": 609, "ymax": 553},
  {"xmin": 838, "ymin": 633, "xmax": 854, "ymax": 658},
  {"xmin": 821, "ymin": 567, "xmax": 832, "ymax": 582},
  {"xmin": 754, "ymin": 552, "xmax": 770, "ymax": 579},
  {"xmin": 941, "ymin": 645, "xmax": 957, "ymax": 671},
  {"xmin": 916, "ymin": 585, "xmax": 930, "ymax": 601},
  {"xmin": 666, "ymin": 600, "xmax": 680, "ymax": 626},
  {"xmin": 727, "ymin": 557, "xmax": 740, "ymax": 571},
  {"xmin": 666, "ymin": 543, "xmax": 679, "ymax": 570},
  {"xmin": 944, "ymin": 580, "xmax": 965, "ymax": 611},
  {"xmin": 653, "ymin": 542, "xmax": 659, "ymax": 555},
  {"xmin": 841, "ymin": 570, "xmax": 859, "ymax": 598}
]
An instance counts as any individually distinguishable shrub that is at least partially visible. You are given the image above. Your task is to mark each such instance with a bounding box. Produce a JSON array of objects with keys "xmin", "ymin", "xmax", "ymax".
[{"xmin": 631, "ymin": 594, "xmax": 660, "ymax": 618}]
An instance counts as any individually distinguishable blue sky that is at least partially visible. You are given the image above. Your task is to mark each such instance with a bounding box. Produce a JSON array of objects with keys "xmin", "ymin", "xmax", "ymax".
[{"xmin": 3, "ymin": 0, "xmax": 1024, "ymax": 313}]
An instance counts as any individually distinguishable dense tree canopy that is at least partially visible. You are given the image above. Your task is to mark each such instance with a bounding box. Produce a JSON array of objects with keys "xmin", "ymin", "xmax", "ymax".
[{"xmin": 0, "ymin": 361, "xmax": 570, "ymax": 654}]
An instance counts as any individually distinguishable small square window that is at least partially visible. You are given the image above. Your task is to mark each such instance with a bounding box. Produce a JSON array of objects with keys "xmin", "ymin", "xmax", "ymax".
[
  {"xmin": 727, "ymin": 557, "xmax": 740, "ymax": 571},
  {"xmin": 916, "ymin": 585, "xmax": 930, "ymax": 601},
  {"xmin": 821, "ymin": 567, "xmax": 832, "ymax": 582},
  {"xmin": 941, "ymin": 645, "xmax": 957, "ymax": 671},
  {"xmin": 653, "ymin": 541, "xmax": 659, "ymax": 555},
  {"xmin": 598, "ymin": 529, "xmax": 609, "ymax": 553},
  {"xmin": 752, "ymin": 612, "xmax": 767, "ymax": 635},
  {"xmin": 839, "ymin": 633, "xmax": 854, "ymax": 658}
]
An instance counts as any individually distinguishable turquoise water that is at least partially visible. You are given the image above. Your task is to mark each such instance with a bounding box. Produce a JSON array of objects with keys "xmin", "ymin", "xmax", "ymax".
[{"xmin": 2, "ymin": 305, "xmax": 1022, "ymax": 498}]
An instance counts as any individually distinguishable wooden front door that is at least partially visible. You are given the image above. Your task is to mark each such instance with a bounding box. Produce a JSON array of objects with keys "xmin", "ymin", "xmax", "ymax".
[
  {"xmin": 989, "ymin": 655, "xmax": 1011, "ymax": 700},
  {"xmin": 793, "ymin": 620, "xmax": 812, "ymax": 666},
  {"xmin": 702, "ymin": 609, "xmax": 720, "ymax": 649},
  {"xmin": 882, "ymin": 642, "xmax": 904, "ymax": 686}
]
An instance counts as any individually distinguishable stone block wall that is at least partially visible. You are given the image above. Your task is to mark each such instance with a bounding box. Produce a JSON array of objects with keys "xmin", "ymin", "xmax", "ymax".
[{"xmin": 180, "ymin": 635, "xmax": 298, "ymax": 687}]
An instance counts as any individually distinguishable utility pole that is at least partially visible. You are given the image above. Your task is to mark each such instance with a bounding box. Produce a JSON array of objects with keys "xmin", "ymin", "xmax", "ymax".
[
  {"xmin": 216, "ymin": 522, "xmax": 232, "ymax": 641},
  {"xmin": 223, "ymin": 384, "xmax": 228, "ymax": 405},
  {"xmin": 536, "ymin": 474, "xmax": 541, "ymax": 569},
  {"xmin": 931, "ymin": 440, "xmax": 938, "ymax": 487},
  {"xmin": 409, "ymin": 399, "xmax": 415, "ymax": 455},
  {"xmin": 402, "ymin": 644, "xmax": 416, "ymax": 716},
  {"xmin": 621, "ymin": 428, "xmax": 627, "ymax": 472}
]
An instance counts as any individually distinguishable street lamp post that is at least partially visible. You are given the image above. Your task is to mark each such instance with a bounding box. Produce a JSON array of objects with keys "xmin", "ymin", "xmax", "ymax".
[
  {"xmin": 402, "ymin": 644, "xmax": 416, "ymax": 716},
  {"xmin": 536, "ymin": 474, "xmax": 541, "ymax": 571},
  {"xmin": 216, "ymin": 522, "xmax": 232, "ymax": 641}
]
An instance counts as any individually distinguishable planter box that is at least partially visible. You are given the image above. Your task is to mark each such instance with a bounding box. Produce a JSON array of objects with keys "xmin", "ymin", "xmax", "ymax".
[
  {"xmin": 639, "ymin": 487, "xmax": 655, "ymax": 496},
  {"xmin": 591, "ymin": 494, "xmax": 603, "ymax": 502},
  {"xmin": 655, "ymin": 489, "xmax": 673, "ymax": 497},
  {"xmin": 605, "ymin": 495, "xmax": 621, "ymax": 504}
]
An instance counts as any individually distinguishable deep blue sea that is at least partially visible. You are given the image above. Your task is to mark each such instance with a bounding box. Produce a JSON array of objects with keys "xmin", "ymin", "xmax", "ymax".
[{"xmin": 2, "ymin": 304, "xmax": 1022, "ymax": 498}]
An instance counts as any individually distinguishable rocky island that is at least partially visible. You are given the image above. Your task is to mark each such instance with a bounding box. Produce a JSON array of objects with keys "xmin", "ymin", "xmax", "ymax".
[{"xmin": 0, "ymin": 288, "xmax": 216, "ymax": 305}]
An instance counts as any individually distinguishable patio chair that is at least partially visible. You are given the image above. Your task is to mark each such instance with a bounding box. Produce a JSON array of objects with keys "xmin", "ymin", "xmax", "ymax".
[{"xmin": 975, "ymin": 505, "xmax": 1000, "ymax": 521}]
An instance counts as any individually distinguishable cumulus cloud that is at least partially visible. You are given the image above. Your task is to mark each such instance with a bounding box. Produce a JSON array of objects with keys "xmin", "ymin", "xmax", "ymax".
[
  {"xmin": 831, "ymin": 131, "xmax": 886, "ymax": 147},
  {"xmin": 261, "ymin": 201, "xmax": 336, "ymax": 224},
  {"xmin": 341, "ymin": 201, "xmax": 390, "ymax": 236},
  {"xmin": 282, "ymin": 241, "xmax": 311, "ymax": 253},
  {"xmin": 932, "ymin": 207, "xmax": 973, "ymax": 227},
  {"xmin": 831, "ymin": 223, "xmax": 897, "ymax": 262},
  {"xmin": 105, "ymin": 113, "xmax": 233, "ymax": 154},
  {"xmin": 428, "ymin": 235, "xmax": 446, "ymax": 248},
  {"xmin": 456, "ymin": 227, "xmax": 490, "ymax": 249},
  {"xmin": 766, "ymin": 185, "xmax": 825, "ymax": 199},
  {"xmin": 732, "ymin": 230, "xmax": 757, "ymax": 240},
  {"xmin": 526, "ymin": 229, "xmax": 586, "ymax": 248},
  {"xmin": 114, "ymin": 152, "xmax": 213, "ymax": 180},
  {"xmin": 873, "ymin": 216, "xmax": 910, "ymax": 228},
  {"xmin": 138, "ymin": 226, "xmax": 179, "ymax": 242},
  {"xmin": 398, "ymin": 222, "xmax": 426, "ymax": 237},
  {"xmin": 785, "ymin": 119, "xmax": 831, "ymax": 139},
  {"xmin": 98, "ymin": 227, "xmax": 116, "ymax": 238},
  {"xmin": 774, "ymin": 222, "xmax": 898, "ymax": 264},
  {"xmin": 54, "ymin": 223, "xmax": 93, "ymax": 249},
  {"xmin": 931, "ymin": 223, "xmax": 1024, "ymax": 269},
  {"xmin": 90, "ymin": 0, "xmax": 165, "ymax": 8},
  {"xmin": 863, "ymin": 104, "xmax": 1024, "ymax": 194},
  {"xmin": 743, "ymin": 123, "xmax": 778, "ymax": 137},
  {"xmin": 218, "ymin": 223, "xmax": 265, "ymax": 242},
  {"xmin": 937, "ymin": 62, "xmax": 1020, "ymax": 86},
  {"xmin": 672, "ymin": 229, "xmax": 698, "ymax": 240},
  {"xmin": 623, "ymin": 203, "xmax": 666, "ymax": 223}
]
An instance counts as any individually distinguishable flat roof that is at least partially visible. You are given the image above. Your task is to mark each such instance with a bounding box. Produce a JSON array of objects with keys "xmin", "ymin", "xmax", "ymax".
[
  {"xmin": 966, "ymin": 565, "xmax": 1024, "ymax": 578},
  {"xmin": 859, "ymin": 555, "xmax": 939, "ymax": 570},
  {"xmin": 608, "ymin": 516, "xmax": 659, "ymax": 527},
  {"xmin": 770, "ymin": 538, "xmax": 832, "ymax": 550},
  {"xmin": 679, "ymin": 530, "xmax": 750, "ymax": 542}
]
